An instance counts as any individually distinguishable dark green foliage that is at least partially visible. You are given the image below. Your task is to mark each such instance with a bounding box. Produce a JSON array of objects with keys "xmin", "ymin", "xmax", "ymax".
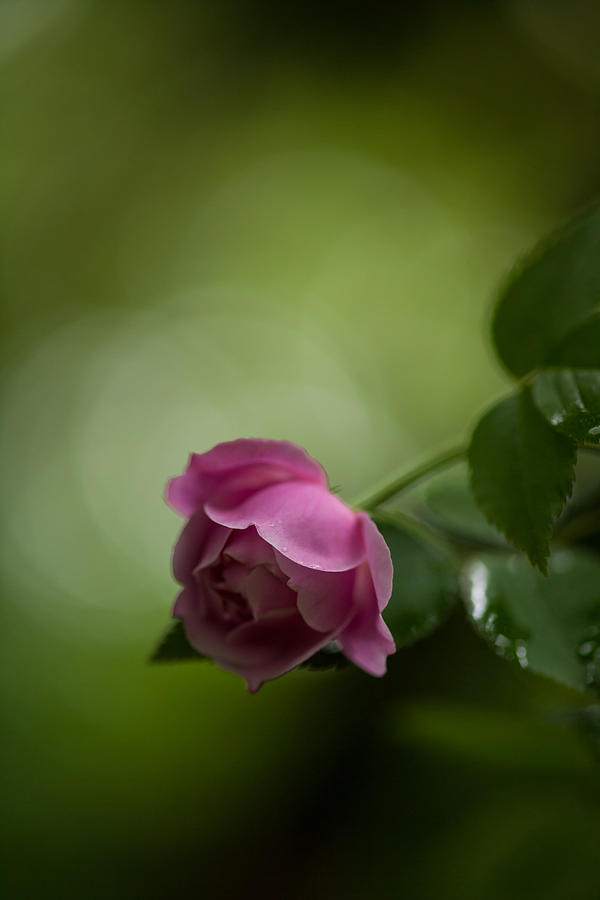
[
  {"xmin": 302, "ymin": 521, "xmax": 457, "ymax": 668},
  {"xmin": 532, "ymin": 369, "xmax": 600, "ymax": 444},
  {"xmin": 462, "ymin": 551, "xmax": 600, "ymax": 692},
  {"xmin": 422, "ymin": 468, "xmax": 509, "ymax": 548},
  {"xmin": 300, "ymin": 644, "xmax": 348, "ymax": 670},
  {"xmin": 546, "ymin": 312, "xmax": 600, "ymax": 368},
  {"xmin": 492, "ymin": 205, "xmax": 600, "ymax": 377},
  {"xmin": 150, "ymin": 620, "xmax": 206, "ymax": 663},
  {"xmin": 469, "ymin": 389, "xmax": 577, "ymax": 573},
  {"xmin": 377, "ymin": 520, "xmax": 457, "ymax": 646}
]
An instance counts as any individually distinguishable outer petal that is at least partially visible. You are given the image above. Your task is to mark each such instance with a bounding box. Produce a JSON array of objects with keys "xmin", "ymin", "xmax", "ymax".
[
  {"xmin": 166, "ymin": 439, "xmax": 327, "ymax": 517},
  {"xmin": 358, "ymin": 512, "xmax": 393, "ymax": 611},
  {"xmin": 166, "ymin": 460, "xmax": 207, "ymax": 517},
  {"xmin": 338, "ymin": 562, "xmax": 396, "ymax": 676},
  {"xmin": 223, "ymin": 609, "xmax": 330, "ymax": 692},
  {"xmin": 174, "ymin": 583, "xmax": 231, "ymax": 658},
  {"xmin": 192, "ymin": 438, "xmax": 327, "ymax": 482},
  {"xmin": 172, "ymin": 511, "xmax": 231, "ymax": 583},
  {"xmin": 206, "ymin": 481, "xmax": 365, "ymax": 572},
  {"xmin": 274, "ymin": 552, "xmax": 356, "ymax": 632}
]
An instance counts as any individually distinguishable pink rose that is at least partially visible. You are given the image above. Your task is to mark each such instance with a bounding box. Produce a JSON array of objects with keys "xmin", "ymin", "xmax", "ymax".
[{"xmin": 166, "ymin": 438, "xmax": 395, "ymax": 691}]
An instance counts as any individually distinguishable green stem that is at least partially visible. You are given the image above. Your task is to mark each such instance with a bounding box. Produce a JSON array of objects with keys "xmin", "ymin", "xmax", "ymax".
[{"xmin": 351, "ymin": 444, "xmax": 468, "ymax": 511}]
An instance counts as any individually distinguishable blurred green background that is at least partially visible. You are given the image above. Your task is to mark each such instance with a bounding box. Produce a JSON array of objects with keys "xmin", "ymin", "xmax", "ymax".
[{"xmin": 2, "ymin": 1, "xmax": 600, "ymax": 897}]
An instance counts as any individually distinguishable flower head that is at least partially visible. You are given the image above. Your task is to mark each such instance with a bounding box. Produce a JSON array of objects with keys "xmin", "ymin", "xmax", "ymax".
[{"xmin": 166, "ymin": 439, "xmax": 395, "ymax": 691}]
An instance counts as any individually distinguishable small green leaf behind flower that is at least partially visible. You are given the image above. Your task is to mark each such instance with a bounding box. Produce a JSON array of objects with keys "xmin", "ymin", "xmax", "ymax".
[
  {"xmin": 150, "ymin": 620, "xmax": 207, "ymax": 663},
  {"xmin": 299, "ymin": 643, "xmax": 348, "ymax": 670},
  {"xmin": 376, "ymin": 520, "xmax": 458, "ymax": 647}
]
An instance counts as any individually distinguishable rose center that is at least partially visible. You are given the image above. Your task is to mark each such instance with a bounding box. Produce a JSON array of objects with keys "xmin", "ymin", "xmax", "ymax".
[{"xmin": 205, "ymin": 559, "xmax": 255, "ymax": 625}]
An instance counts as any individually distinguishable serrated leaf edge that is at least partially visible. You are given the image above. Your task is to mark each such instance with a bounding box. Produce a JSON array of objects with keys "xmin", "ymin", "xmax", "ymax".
[{"xmin": 469, "ymin": 392, "xmax": 577, "ymax": 574}]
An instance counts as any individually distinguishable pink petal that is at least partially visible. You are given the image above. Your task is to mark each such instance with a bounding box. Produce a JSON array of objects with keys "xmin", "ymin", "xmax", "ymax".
[
  {"xmin": 206, "ymin": 481, "xmax": 365, "ymax": 572},
  {"xmin": 358, "ymin": 512, "xmax": 393, "ymax": 611},
  {"xmin": 338, "ymin": 563, "xmax": 396, "ymax": 676},
  {"xmin": 174, "ymin": 584, "xmax": 231, "ymax": 657},
  {"xmin": 242, "ymin": 566, "xmax": 297, "ymax": 618},
  {"xmin": 172, "ymin": 512, "xmax": 231, "ymax": 583},
  {"xmin": 165, "ymin": 461, "xmax": 206, "ymax": 517},
  {"xmin": 214, "ymin": 559, "xmax": 249, "ymax": 593},
  {"xmin": 224, "ymin": 608, "xmax": 329, "ymax": 691},
  {"xmin": 196, "ymin": 438, "xmax": 327, "ymax": 482},
  {"xmin": 165, "ymin": 439, "xmax": 327, "ymax": 517},
  {"xmin": 275, "ymin": 552, "xmax": 356, "ymax": 632},
  {"xmin": 223, "ymin": 527, "xmax": 279, "ymax": 570}
]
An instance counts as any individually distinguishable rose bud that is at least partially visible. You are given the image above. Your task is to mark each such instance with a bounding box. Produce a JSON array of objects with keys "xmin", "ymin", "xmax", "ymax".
[{"xmin": 166, "ymin": 439, "xmax": 395, "ymax": 691}]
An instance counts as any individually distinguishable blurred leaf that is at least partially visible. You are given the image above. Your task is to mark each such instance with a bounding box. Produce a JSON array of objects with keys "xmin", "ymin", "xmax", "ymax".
[
  {"xmin": 422, "ymin": 468, "xmax": 508, "ymax": 547},
  {"xmin": 548, "ymin": 704, "xmax": 600, "ymax": 763},
  {"xmin": 554, "ymin": 451, "xmax": 600, "ymax": 545},
  {"xmin": 469, "ymin": 389, "xmax": 577, "ymax": 573},
  {"xmin": 532, "ymin": 369, "xmax": 600, "ymax": 444},
  {"xmin": 564, "ymin": 449, "xmax": 600, "ymax": 507},
  {"xmin": 299, "ymin": 643, "xmax": 348, "ymax": 671},
  {"xmin": 577, "ymin": 704, "xmax": 600, "ymax": 761},
  {"xmin": 394, "ymin": 701, "xmax": 593, "ymax": 771},
  {"xmin": 546, "ymin": 312, "xmax": 600, "ymax": 368},
  {"xmin": 462, "ymin": 550, "xmax": 600, "ymax": 692},
  {"xmin": 555, "ymin": 459, "xmax": 600, "ymax": 554},
  {"xmin": 376, "ymin": 520, "xmax": 457, "ymax": 646},
  {"xmin": 150, "ymin": 620, "xmax": 207, "ymax": 663},
  {"xmin": 492, "ymin": 205, "xmax": 600, "ymax": 377}
]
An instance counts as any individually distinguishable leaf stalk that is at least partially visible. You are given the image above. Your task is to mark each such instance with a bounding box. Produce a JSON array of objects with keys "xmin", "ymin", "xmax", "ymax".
[{"xmin": 351, "ymin": 445, "xmax": 467, "ymax": 511}]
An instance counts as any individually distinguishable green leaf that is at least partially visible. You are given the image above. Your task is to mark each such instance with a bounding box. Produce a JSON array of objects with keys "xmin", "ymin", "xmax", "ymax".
[
  {"xmin": 149, "ymin": 620, "xmax": 207, "ymax": 663},
  {"xmin": 421, "ymin": 466, "xmax": 509, "ymax": 548},
  {"xmin": 546, "ymin": 312, "xmax": 600, "ymax": 368},
  {"xmin": 299, "ymin": 643, "xmax": 348, "ymax": 671},
  {"xmin": 469, "ymin": 389, "xmax": 577, "ymax": 573},
  {"xmin": 462, "ymin": 550, "xmax": 600, "ymax": 692},
  {"xmin": 492, "ymin": 205, "xmax": 600, "ymax": 377},
  {"xmin": 376, "ymin": 520, "xmax": 457, "ymax": 646},
  {"xmin": 532, "ymin": 369, "xmax": 600, "ymax": 445}
]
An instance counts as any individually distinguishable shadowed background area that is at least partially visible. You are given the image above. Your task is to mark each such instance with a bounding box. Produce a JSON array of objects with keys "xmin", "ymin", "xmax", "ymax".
[{"xmin": 2, "ymin": 1, "xmax": 600, "ymax": 897}]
